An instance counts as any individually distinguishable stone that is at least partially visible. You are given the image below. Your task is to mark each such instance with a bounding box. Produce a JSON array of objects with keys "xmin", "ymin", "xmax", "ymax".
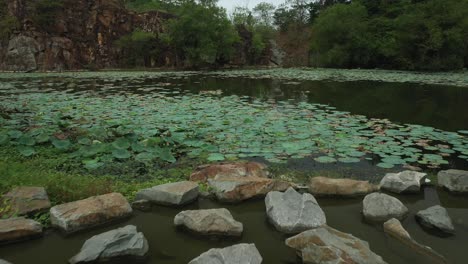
[
  {"xmin": 415, "ymin": 205, "xmax": 455, "ymax": 235},
  {"xmin": 135, "ymin": 181, "xmax": 199, "ymax": 206},
  {"xmin": 383, "ymin": 218, "xmax": 447, "ymax": 264},
  {"xmin": 2, "ymin": 186, "xmax": 51, "ymax": 216},
  {"xmin": 308, "ymin": 177, "xmax": 379, "ymax": 197},
  {"xmin": 437, "ymin": 169, "xmax": 468, "ymax": 193},
  {"xmin": 265, "ymin": 187, "xmax": 326, "ymax": 234},
  {"xmin": 69, "ymin": 225, "xmax": 148, "ymax": 264},
  {"xmin": 0, "ymin": 217, "xmax": 42, "ymax": 245},
  {"xmin": 4, "ymin": 36, "xmax": 39, "ymax": 72},
  {"xmin": 0, "ymin": 259, "xmax": 12, "ymax": 264},
  {"xmin": 380, "ymin": 171, "xmax": 427, "ymax": 193},
  {"xmin": 174, "ymin": 208, "xmax": 243, "ymax": 237},
  {"xmin": 188, "ymin": 243, "xmax": 262, "ymax": 264},
  {"xmin": 362, "ymin": 193, "xmax": 408, "ymax": 222},
  {"xmin": 131, "ymin": 200, "xmax": 152, "ymax": 212},
  {"xmin": 50, "ymin": 193, "xmax": 132, "ymax": 234},
  {"xmin": 286, "ymin": 226, "xmax": 387, "ymax": 264},
  {"xmin": 190, "ymin": 162, "xmax": 269, "ymax": 182}
]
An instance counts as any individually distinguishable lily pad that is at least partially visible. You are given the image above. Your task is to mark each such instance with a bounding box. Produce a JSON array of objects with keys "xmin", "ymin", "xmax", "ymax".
[{"xmin": 314, "ymin": 156, "xmax": 337, "ymax": 163}]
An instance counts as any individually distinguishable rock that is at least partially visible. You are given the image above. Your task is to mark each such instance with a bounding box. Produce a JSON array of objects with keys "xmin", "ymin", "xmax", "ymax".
[
  {"xmin": 308, "ymin": 177, "xmax": 379, "ymax": 197},
  {"xmin": 131, "ymin": 200, "xmax": 151, "ymax": 212},
  {"xmin": 265, "ymin": 187, "xmax": 326, "ymax": 234},
  {"xmin": 50, "ymin": 193, "xmax": 132, "ymax": 234},
  {"xmin": 402, "ymin": 164, "xmax": 423, "ymax": 172},
  {"xmin": 362, "ymin": 193, "xmax": 408, "ymax": 222},
  {"xmin": 415, "ymin": 205, "xmax": 455, "ymax": 235},
  {"xmin": 188, "ymin": 243, "xmax": 262, "ymax": 264},
  {"xmin": 286, "ymin": 226, "xmax": 387, "ymax": 264},
  {"xmin": 190, "ymin": 162, "xmax": 269, "ymax": 182},
  {"xmin": 0, "ymin": 259, "xmax": 12, "ymax": 264},
  {"xmin": 380, "ymin": 171, "xmax": 427, "ymax": 193},
  {"xmin": 4, "ymin": 36, "xmax": 39, "ymax": 72},
  {"xmin": 0, "ymin": 217, "xmax": 42, "ymax": 245},
  {"xmin": 69, "ymin": 225, "xmax": 148, "ymax": 264},
  {"xmin": 174, "ymin": 208, "xmax": 243, "ymax": 237},
  {"xmin": 383, "ymin": 218, "xmax": 447, "ymax": 264},
  {"xmin": 135, "ymin": 181, "xmax": 199, "ymax": 206},
  {"xmin": 2, "ymin": 186, "xmax": 51, "ymax": 216},
  {"xmin": 437, "ymin": 169, "xmax": 468, "ymax": 193}
]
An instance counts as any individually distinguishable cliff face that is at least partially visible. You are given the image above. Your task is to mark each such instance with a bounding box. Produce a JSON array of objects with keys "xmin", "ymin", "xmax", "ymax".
[{"xmin": 0, "ymin": 0, "xmax": 172, "ymax": 71}]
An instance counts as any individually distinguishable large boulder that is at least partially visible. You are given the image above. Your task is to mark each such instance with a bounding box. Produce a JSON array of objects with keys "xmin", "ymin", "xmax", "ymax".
[
  {"xmin": 308, "ymin": 177, "xmax": 379, "ymax": 197},
  {"xmin": 174, "ymin": 208, "xmax": 243, "ymax": 237},
  {"xmin": 2, "ymin": 186, "xmax": 51, "ymax": 216},
  {"xmin": 383, "ymin": 218, "xmax": 447, "ymax": 264},
  {"xmin": 265, "ymin": 187, "xmax": 326, "ymax": 234},
  {"xmin": 69, "ymin": 225, "xmax": 148, "ymax": 264},
  {"xmin": 380, "ymin": 171, "xmax": 427, "ymax": 193},
  {"xmin": 135, "ymin": 181, "xmax": 199, "ymax": 206},
  {"xmin": 50, "ymin": 193, "xmax": 132, "ymax": 234},
  {"xmin": 415, "ymin": 205, "xmax": 455, "ymax": 235},
  {"xmin": 286, "ymin": 226, "xmax": 387, "ymax": 264},
  {"xmin": 437, "ymin": 169, "xmax": 468, "ymax": 193},
  {"xmin": 4, "ymin": 36, "xmax": 39, "ymax": 72},
  {"xmin": 0, "ymin": 217, "xmax": 42, "ymax": 245},
  {"xmin": 190, "ymin": 162, "xmax": 269, "ymax": 182},
  {"xmin": 362, "ymin": 193, "xmax": 408, "ymax": 222},
  {"xmin": 188, "ymin": 243, "xmax": 262, "ymax": 264}
]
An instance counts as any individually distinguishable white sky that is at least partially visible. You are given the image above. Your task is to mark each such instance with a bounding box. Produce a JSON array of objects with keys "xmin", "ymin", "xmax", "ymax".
[{"xmin": 218, "ymin": 0, "xmax": 286, "ymax": 12}]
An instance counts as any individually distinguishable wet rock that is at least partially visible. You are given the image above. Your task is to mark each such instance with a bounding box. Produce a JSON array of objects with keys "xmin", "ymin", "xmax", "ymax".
[
  {"xmin": 190, "ymin": 162, "xmax": 269, "ymax": 182},
  {"xmin": 69, "ymin": 225, "xmax": 148, "ymax": 264},
  {"xmin": 131, "ymin": 200, "xmax": 151, "ymax": 212},
  {"xmin": 286, "ymin": 226, "xmax": 387, "ymax": 264},
  {"xmin": 188, "ymin": 243, "xmax": 262, "ymax": 264},
  {"xmin": 308, "ymin": 177, "xmax": 379, "ymax": 197},
  {"xmin": 384, "ymin": 218, "xmax": 447, "ymax": 264},
  {"xmin": 0, "ymin": 217, "xmax": 42, "ymax": 245},
  {"xmin": 2, "ymin": 186, "xmax": 51, "ymax": 216},
  {"xmin": 363, "ymin": 193, "xmax": 408, "ymax": 222},
  {"xmin": 437, "ymin": 169, "xmax": 468, "ymax": 193},
  {"xmin": 380, "ymin": 171, "xmax": 427, "ymax": 194},
  {"xmin": 135, "ymin": 181, "xmax": 199, "ymax": 206},
  {"xmin": 265, "ymin": 187, "xmax": 326, "ymax": 234},
  {"xmin": 415, "ymin": 205, "xmax": 455, "ymax": 235},
  {"xmin": 50, "ymin": 193, "xmax": 132, "ymax": 234},
  {"xmin": 174, "ymin": 208, "xmax": 243, "ymax": 237}
]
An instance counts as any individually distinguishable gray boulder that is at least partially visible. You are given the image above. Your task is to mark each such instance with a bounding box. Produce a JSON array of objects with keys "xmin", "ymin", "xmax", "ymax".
[
  {"xmin": 135, "ymin": 181, "xmax": 199, "ymax": 206},
  {"xmin": 188, "ymin": 243, "xmax": 262, "ymax": 264},
  {"xmin": 174, "ymin": 208, "xmax": 243, "ymax": 237},
  {"xmin": 438, "ymin": 170, "xmax": 468, "ymax": 193},
  {"xmin": 416, "ymin": 205, "xmax": 455, "ymax": 235},
  {"xmin": 2, "ymin": 186, "xmax": 51, "ymax": 216},
  {"xmin": 363, "ymin": 193, "xmax": 408, "ymax": 222},
  {"xmin": 69, "ymin": 225, "xmax": 148, "ymax": 264},
  {"xmin": 4, "ymin": 36, "xmax": 39, "ymax": 72},
  {"xmin": 380, "ymin": 171, "xmax": 427, "ymax": 193},
  {"xmin": 265, "ymin": 187, "xmax": 326, "ymax": 234},
  {"xmin": 0, "ymin": 217, "xmax": 43, "ymax": 245},
  {"xmin": 286, "ymin": 226, "xmax": 387, "ymax": 264}
]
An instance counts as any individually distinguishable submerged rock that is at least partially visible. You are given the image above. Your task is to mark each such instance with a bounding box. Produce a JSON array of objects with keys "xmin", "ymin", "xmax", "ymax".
[
  {"xmin": 188, "ymin": 243, "xmax": 262, "ymax": 264},
  {"xmin": 265, "ymin": 187, "xmax": 326, "ymax": 234},
  {"xmin": 190, "ymin": 162, "xmax": 269, "ymax": 182},
  {"xmin": 69, "ymin": 225, "xmax": 148, "ymax": 264},
  {"xmin": 0, "ymin": 217, "xmax": 42, "ymax": 245},
  {"xmin": 135, "ymin": 181, "xmax": 199, "ymax": 206},
  {"xmin": 383, "ymin": 218, "xmax": 447, "ymax": 264},
  {"xmin": 308, "ymin": 177, "xmax": 379, "ymax": 197},
  {"xmin": 380, "ymin": 171, "xmax": 427, "ymax": 193},
  {"xmin": 1, "ymin": 186, "xmax": 51, "ymax": 216},
  {"xmin": 437, "ymin": 169, "xmax": 468, "ymax": 193},
  {"xmin": 415, "ymin": 205, "xmax": 455, "ymax": 235},
  {"xmin": 286, "ymin": 226, "xmax": 387, "ymax": 264},
  {"xmin": 363, "ymin": 193, "xmax": 408, "ymax": 222},
  {"xmin": 131, "ymin": 200, "xmax": 152, "ymax": 212},
  {"xmin": 50, "ymin": 193, "xmax": 132, "ymax": 234},
  {"xmin": 174, "ymin": 208, "xmax": 243, "ymax": 237}
]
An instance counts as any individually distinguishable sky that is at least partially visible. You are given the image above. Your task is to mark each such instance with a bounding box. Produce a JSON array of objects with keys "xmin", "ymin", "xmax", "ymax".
[{"xmin": 218, "ymin": 0, "xmax": 285, "ymax": 13}]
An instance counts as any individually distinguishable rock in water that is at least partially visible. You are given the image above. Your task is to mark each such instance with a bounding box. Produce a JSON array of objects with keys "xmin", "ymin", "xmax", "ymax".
[
  {"xmin": 188, "ymin": 243, "xmax": 262, "ymax": 264},
  {"xmin": 190, "ymin": 162, "xmax": 269, "ymax": 182},
  {"xmin": 380, "ymin": 171, "xmax": 427, "ymax": 193},
  {"xmin": 2, "ymin": 186, "xmax": 51, "ymax": 216},
  {"xmin": 174, "ymin": 208, "xmax": 243, "ymax": 237},
  {"xmin": 0, "ymin": 217, "xmax": 42, "ymax": 244},
  {"xmin": 415, "ymin": 205, "xmax": 455, "ymax": 235},
  {"xmin": 135, "ymin": 181, "xmax": 199, "ymax": 206},
  {"xmin": 286, "ymin": 226, "xmax": 387, "ymax": 264},
  {"xmin": 69, "ymin": 225, "xmax": 148, "ymax": 264},
  {"xmin": 308, "ymin": 177, "xmax": 379, "ymax": 197},
  {"xmin": 363, "ymin": 193, "xmax": 408, "ymax": 222},
  {"xmin": 265, "ymin": 187, "xmax": 326, "ymax": 234},
  {"xmin": 50, "ymin": 193, "xmax": 132, "ymax": 234},
  {"xmin": 437, "ymin": 169, "xmax": 468, "ymax": 193}
]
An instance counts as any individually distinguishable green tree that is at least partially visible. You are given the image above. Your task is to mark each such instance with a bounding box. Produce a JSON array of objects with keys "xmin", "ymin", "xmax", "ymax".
[
  {"xmin": 116, "ymin": 29, "xmax": 158, "ymax": 67},
  {"xmin": 0, "ymin": 1, "xmax": 19, "ymax": 40}
]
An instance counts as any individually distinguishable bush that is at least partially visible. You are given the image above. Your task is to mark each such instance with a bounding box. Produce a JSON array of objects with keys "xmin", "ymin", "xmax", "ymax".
[{"xmin": 116, "ymin": 29, "xmax": 158, "ymax": 67}]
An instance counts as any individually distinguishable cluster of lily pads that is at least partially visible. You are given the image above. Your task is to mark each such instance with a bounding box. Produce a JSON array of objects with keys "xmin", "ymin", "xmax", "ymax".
[{"xmin": 1, "ymin": 74, "xmax": 467, "ymax": 171}]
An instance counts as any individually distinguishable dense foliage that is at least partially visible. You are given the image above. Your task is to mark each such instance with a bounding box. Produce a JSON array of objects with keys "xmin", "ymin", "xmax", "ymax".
[
  {"xmin": 0, "ymin": 1, "xmax": 19, "ymax": 40},
  {"xmin": 32, "ymin": 0, "xmax": 64, "ymax": 31},
  {"xmin": 116, "ymin": 30, "xmax": 158, "ymax": 67}
]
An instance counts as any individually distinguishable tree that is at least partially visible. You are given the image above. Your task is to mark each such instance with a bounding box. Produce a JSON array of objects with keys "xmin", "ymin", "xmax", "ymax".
[
  {"xmin": 116, "ymin": 29, "xmax": 158, "ymax": 67},
  {"xmin": 0, "ymin": 1, "xmax": 19, "ymax": 40}
]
